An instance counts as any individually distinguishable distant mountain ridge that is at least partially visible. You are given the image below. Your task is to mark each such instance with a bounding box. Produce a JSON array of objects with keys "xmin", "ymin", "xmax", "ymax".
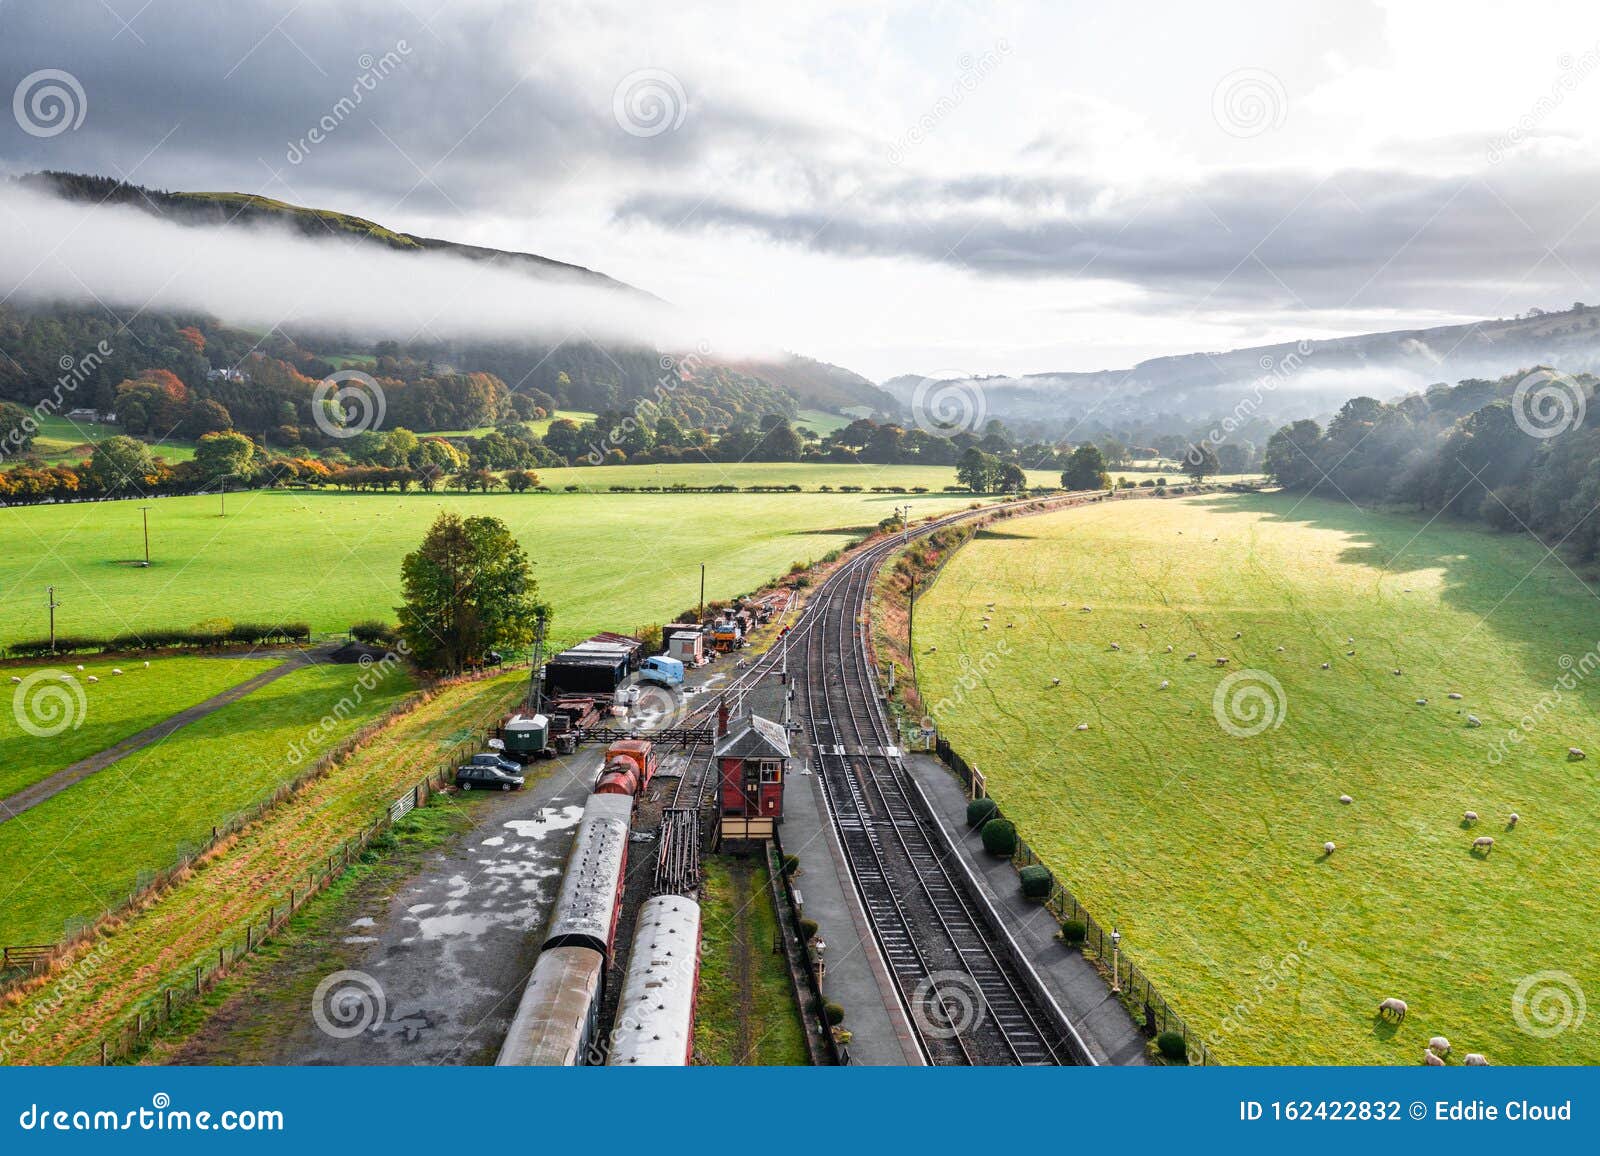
[{"xmin": 882, "ymin": 305, "xmax": 1600, "ymax": 436}]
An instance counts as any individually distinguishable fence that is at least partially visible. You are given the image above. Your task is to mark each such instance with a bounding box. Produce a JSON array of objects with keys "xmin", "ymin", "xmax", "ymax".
[
  {"xmin": 932, "ymin": 738, "xmax": 1212, "ymax": 1065},
  {"xmin": 769, "ymin": 836, "xmax": 847, "ymax": 1066}
]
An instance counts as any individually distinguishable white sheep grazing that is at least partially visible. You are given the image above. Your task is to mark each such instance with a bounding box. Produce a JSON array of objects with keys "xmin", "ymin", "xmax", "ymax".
[
  {"xmin": 1186, "ymin": 652, "xmax": 1197, "ymax": 660},
  {"xmin": 1463, "ymin": 811, "xmax": 1479, "ymax": 824},
  {"xmin": 1138, "ymin": 622, "xmax": 1148, "ymax": 630},
  {"xmin": 1159, "ymin": 680, "xmax": 1170, "ymax": 689},
  {"xmin": 1463, "ymin": 1053, "xmax": 1488, "ymax": 1066},
  {"xmin": 1507, "ymin": 812, "xmax": 1519, "ymax": 828},
  {"xmin": 1346, "ymin": 636, "xmax": 1354, "ymax": 644},
  {"xmin": 8, "ymin": 675, "xmax": 20, "ymax": 683},
  {"xmin": 1323, "ymin": 841, "xmax": 1336, "ymax": 855},
  {"xmin": 1075, "ymin": 722, "xmax": 1089, "ymax": 732},
  {"xmin": 1006, "ymin": 622, "xmax": 1014, "ymax": 628},
  {"xmin": 1392, "ymin": 668, "xmax": 1403, "ymax": 676},
  {"xmin": 143, "ymin": 660, "xmax": 150, "ymax": 667},
  {"xmin": 1377, "ymin": 997, "xmax": 1408, "ymax": 1022},
  {"xmin": 1447, "ymin": 692, "xmax": 1463, "ymax": 700},
  {"xmin": 1321, "ymin": 662, "xmax": 1331, "ymax": 670},
  {"xmin": 1339, "ymin": 794, "xmax": 1353, "ymax": 804},
  {"xmin": 1165, "ymin": 645, "xmax": 1174, "ymax": 653},
  {"xmin": 1466, "ymin": 715, "xmax": 1482, "ymax": 728},
  {"xmin": 1216, "ymin": 657, "xmax": 1229, "ymax": 666},
  {"xmin": 1429, "ymin": 1036, "xmax": 1451, "ymax": 1055},
  {"xmin": 1276, "ymin": 645, "xmax": 1285, "ymax": 652},
  {"xmin": 1568, "ymin": 747, "xmax": 1587, "ymax": 761},
  {"xmin": 1347, "ymin": 650, "xmax": 1356, "ymax": 657},
  {"xmin": 1423, "ymin": 1050, "xmax": 1445, "ymax": 1067},
  {"xmin": 1472, "ymin": 836, "xmax": 1494, "ymax": 854},
  {"xmin": 981, "ymin": 623, "xmax": 990, "ymax": 630},
  {"xmin": 1416, "ymin": 698, "xmax": 1428, "ymax": 706},
  {"xmin": 1081, "ymin": 605, "xmax": 1093, "ymax": 612},
  {"xmin": 87, "ymin": 675, "xmax": 98, "ymax": 683},
  {"xmin": 1233, "ymin": 631, "xmax": 1242, "ymax": 639},
  {"xmin": 1052, "ymin": 677, "xmax": 1061, "ymax": 686},
  {"xmin": 75, "ymin": 664, "xmax": 84, "ymax": 671},
  {"xmin": 1109, "ymin": 642, "xmax": 1121, "ymax": 651},
  {"xmin": 112, "ymin": 668, "xmax": 123, "ymax": 675}
]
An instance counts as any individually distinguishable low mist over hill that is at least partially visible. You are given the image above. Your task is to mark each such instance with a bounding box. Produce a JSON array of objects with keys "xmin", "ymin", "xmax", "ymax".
[{"xmin": 883, "ymin": 305, "xmax": 1600, "ymax": 438}]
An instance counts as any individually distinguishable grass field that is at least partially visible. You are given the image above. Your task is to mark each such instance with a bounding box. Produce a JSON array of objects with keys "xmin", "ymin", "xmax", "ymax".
[
  {"xmin": 0, "ymin": 661, "xmax": 416, "ymax": 947},
  {"xmin": 26, "ymin": 415, "xmax": 198, "ymax": 464},
  {"xmin": 0, "ymin": 655, "xmax": 278, "ymax": 800},
  {"xmin": 0, "ymin": 672, "xmax": 520, "ymax": 1065},
  {"xmin": 695, "ymin": 857, "xmax": 809, "ymax": 1065},
  {"xmin": 0, "ymin": 465, "xmax": 1009, "ymax": 648},
  {"xmin": 427, "ymin": 410, "xmax": 597, "ymax": 439},
  {"xmin": 793, "ymin": 408, "xmax": 851, "ymax": 435},
  {"xmin": 916, "ymin": 492, "xmax": 1600, "ymax": 1065}
]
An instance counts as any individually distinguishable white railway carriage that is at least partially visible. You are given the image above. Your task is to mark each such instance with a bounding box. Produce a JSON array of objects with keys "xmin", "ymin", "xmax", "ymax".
[
  {"xmin": 495, "ymin": 947, "xmax": 604, "ymax": 1066},
  {"xmin": 495, "ymin": 793, "xmax": 634, "ymax": 1067},
  {"xmin": 607, "ymin": 895, "xmax": 703, "ymax": 1066},
  {"xmin": 541, "ymin": 793, "xmax": 633, "ymax": 957}
]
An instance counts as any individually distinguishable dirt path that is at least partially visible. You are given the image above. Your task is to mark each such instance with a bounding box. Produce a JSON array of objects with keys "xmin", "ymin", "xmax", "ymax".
[{"xmin": 0, "ymin": 649, "xmax": 321, "ymax": 826}]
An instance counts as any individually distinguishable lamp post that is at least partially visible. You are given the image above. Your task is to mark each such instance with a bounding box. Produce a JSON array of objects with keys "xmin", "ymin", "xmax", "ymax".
[{"xmin": 1110, "ymin": 928, "xmax": 1122, "ymax": 993}]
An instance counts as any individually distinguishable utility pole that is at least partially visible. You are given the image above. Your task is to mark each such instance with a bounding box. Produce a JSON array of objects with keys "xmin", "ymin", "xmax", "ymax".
[
  {"xmin": 698, "ymin": 562, "xmax": 705, "ymax": 623},
  {"xmin": 47, "ymin": 586, "xmax": 59, "ymax": 654},
  {"xmin": 140, "ymin": 506, "xmax": 150, "ymax": 566},
  {"xmin": 219, "ymin": 475, "xmax": 228, "ymax": 518}
]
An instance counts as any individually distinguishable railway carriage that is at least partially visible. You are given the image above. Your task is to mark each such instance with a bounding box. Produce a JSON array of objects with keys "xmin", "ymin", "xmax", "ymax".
[
  {"xmin": 607, "ymin": 895, "xmax": 703, "ymax": 1066},
  {"xmin": 593, "ymin": 739, "xmax": 659, "ymax": 797},
  {"xmin": 495, "ymin": 792, "xmax": 634, "ymax": 1066}
]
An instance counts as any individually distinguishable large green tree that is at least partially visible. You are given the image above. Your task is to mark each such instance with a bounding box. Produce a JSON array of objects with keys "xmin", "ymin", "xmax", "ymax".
[
  {"xmin": 193, "ymin": 430, "xmax": 256, "ymax": 481},
  {"xmin": 1061, "ymin": 444, "xmax": 1108, "ymax": 491},
  {"xmin": 1183, "ymin": 442, "xmax": 1220, "ymax": 483},
  {"xmin": 397, "ymin": 513, "xmax": 547, "ymax": 673},
  {"xmin": 957, "ymin": 447, "xmax": 1001, "ymax": 493},
  {"xmin": 87, "ymin": 435, "xmax": 158, "ymax": 493}
]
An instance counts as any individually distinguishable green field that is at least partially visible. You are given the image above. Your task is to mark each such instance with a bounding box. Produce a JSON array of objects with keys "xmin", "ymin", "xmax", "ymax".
[
  {"xmin": 0, "ymin": 661, "xmax": 415, "ymax": 946},
  {"xmin": 793, "ymin": 408, "xmax": 851, "ymax": 435},
  {"xmin": 27, "ymin": 415, "xmax": 197, "ymax": 464},
  {"xmin": 427, "ymin": 410, "xmax": 597, "ymax": 439},
  {"xmin": 916, "ymin": 492, "xmax": 1600, "ymax": 1065},
  {"xmin": 0, "ymin": 465, "xmax": 1011, "ymax": 648},
  {"xmin": 527, "ymin": 459, "xmax": 1064, "ymax": 492},
  {"xmin": 0, "ymin": 655, "xmax": 278, "ymax": 800}
]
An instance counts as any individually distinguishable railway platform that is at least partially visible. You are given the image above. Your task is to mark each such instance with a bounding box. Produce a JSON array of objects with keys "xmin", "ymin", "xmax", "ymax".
[
  {"xmin": 904, "ymin": 753, "xmax": 1150, "ymax": 1066},
  {"xmin": 781, "ymin": 758, "xmax": 925, "ymax": 1065}
]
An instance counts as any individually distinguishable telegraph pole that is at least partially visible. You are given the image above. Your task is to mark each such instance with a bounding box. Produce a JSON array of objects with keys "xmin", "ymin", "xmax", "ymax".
[
  {"xmin": 219, "ymin": 475, "xmax": 228, "ymax": 518},
  {"xmin": 698, "ymin": 562, "xmax": 705, "ymax": 623},
  {"xmin": 47, "ymin": 586, "xmax": 59, "ymax": 654},
  {"xmin": 140, "ymin": 506, "xmax": 150, "ymax": 566}
]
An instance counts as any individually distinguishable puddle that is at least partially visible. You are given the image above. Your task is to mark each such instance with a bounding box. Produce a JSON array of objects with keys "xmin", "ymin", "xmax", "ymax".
[
  {"xmin": 414, "ymin": 911, "xmax": 499, "ymax": 940},
  {"xmin": 407, "ymin": 903, "xmax": 434, "ymax": 915},
  {"xmin": 503, "ymin": 804, "xmax": 584, "ymax": 839},
  {"xmin": 480, "ymin": 836, "xmax": 505, "ymax": 847},
  {"xmin": 349, "ymin": 916, "xmax": 376, "ymax": 929},
  {"xmin": 343, "ymin": 935, "xmax": 378, "ymax": 945}
]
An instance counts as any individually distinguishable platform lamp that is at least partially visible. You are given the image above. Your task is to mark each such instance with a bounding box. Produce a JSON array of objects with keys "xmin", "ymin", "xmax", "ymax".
[{"xmin": 1110, "ymin": 928, "xmax": 1122, "ymax": 994}]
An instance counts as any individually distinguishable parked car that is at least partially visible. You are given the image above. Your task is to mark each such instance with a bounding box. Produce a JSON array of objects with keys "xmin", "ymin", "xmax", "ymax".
[
  {"xmin": 469, "ymin": 752, "xmax": 522, "ymax": 775},
  {"xmin": 456, "ymin": 762, "xmax": 525, "ymax": 792}
]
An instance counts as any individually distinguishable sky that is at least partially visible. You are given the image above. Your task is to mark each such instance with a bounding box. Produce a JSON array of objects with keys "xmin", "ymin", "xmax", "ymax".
[{"xmin": 3, "ymin": 0, "xmax": 1600, "ymax": 381}]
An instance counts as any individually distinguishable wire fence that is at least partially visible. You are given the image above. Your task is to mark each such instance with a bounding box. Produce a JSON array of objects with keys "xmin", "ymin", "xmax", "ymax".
[{"xmin": 934, "ymin": 740, "xmax": 1213, "ymax": 1065}]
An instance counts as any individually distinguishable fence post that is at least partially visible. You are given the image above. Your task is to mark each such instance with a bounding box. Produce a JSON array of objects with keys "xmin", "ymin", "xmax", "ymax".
[{"xmin": 100, "ymin": 1039, "xmax": 107, "ymax": 1066}]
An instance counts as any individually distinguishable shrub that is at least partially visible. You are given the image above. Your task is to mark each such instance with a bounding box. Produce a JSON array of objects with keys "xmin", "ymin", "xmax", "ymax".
[
  {"xmin": 799, "ymin": 917, "xmax": 819, "ymax": 941},
  {"xmin": 1019, "ymin": 865, "xmax": 1052, "ymax": 899},
  {"xmin": 980, "ymin": 817, "xmax": 1017, "ymax": 856},
  {"xmin": 1060, "ymin": 919, "xmax": 1086, "ymax": 946},
  {"xmin": 822, "ymin": 1000, "xmax": 845, "ymax": 1026},
  {"xmin": 350, "ymin": 619, "xmax": 400, "ymax": 645},
  {"xmin": 966, "ymin": 797, "xmax": 999, "ymax": 828},
  {"xmin": 781, "ymin": 854, "xmax": 800, "ymax": 876},
  {"xmin": 1156, "ymin": 1031, "xmax": 1189, "ymax": 1062}
]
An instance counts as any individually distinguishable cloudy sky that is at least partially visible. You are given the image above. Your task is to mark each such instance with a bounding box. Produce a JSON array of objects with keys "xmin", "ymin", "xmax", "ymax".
[{"xmin": 4, "ymin": 0, "xmax": 1600, "ymax": 380}]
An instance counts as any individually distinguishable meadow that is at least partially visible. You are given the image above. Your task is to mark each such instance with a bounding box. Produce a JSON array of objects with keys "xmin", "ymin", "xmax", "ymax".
[
  {"xmin": 915, "ymin": 492, "xmax": 1600, "ymax": 1065},
  {"xmin": 0, "ymin": 661, "xmax": 415, "ymax": 947},
  {"xmin": 0, "ymin": 464, "xmax": 1014, "ymax": 648},
  {"xmin": 0, "ymin": 655, "xmax": 278, "ymax": 799},
  {"xmin": 27, "ymin": 415, "xmax": 197, "ymax": 463}
]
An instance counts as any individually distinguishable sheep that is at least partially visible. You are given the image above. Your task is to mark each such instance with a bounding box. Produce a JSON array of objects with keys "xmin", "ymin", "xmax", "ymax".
[
  {"xmin": 8, "ymin": 675, "xmax": 19, "ymax": 683},
  {"xmin": 112, "ymin": 668, "xmax": 123, "ymax": 675},
  {"xmin": 1323, "ymin": 841, "xmax": 1336, "ymax": 855},
  {"xmin": 1321, "ymin": 662, "xmax": 1331, "ymax": 670},
  {"xmin": 1392, "ymin": 668, "xmax": 1403, "ymax": 676},
  {"xmin": 1165, "ymin": 645, "xmax": 1174, "ymax": 653},
  {"xmin": 1463, "ymin": 811, "xmax": 1479, "ymax": 825},
  {"xmin": 1138, "ymin": 622, "xmax": 1148, "ymax": 630},
  {"xmin": 1568, "ymin": 747, "xmax": 1586, "ymax": 761},
  {"xmin": 1186, "ymin": 652, "xmax": 1197, "ymax": 660},
  {"xmin": 1347, "ymin": 650, "xmax": 1356, "ymax": 657},
  {"xmin": 1006, "ymin": 622, "xmax": 1014, "ymax": 628},
  {"xmin": 75, "ymin": 664, "xmax": 84, "ymax": 671},
  {"xmin": 1339, "ymin": 794, "xmax": 1353, "ymax": 805},
  {"xmin": 1081, "ymin": 605, "xmax": 1093, "ymax": 612},
  {"xmin": 1472, "ymin": 836, "xmax": 1495, "ymax": 854},
  {"xmin": 1428, "ymin": 1036, "xmax": 1451, "ymax": 1055},
  {"xmin": 1109, "ymin": 642, "xmax": 1120, "ymax": 651},
  {"xmin": 1447, "ymin": 692, "xmax": 1463, "ymax": 700},
  {"xmin": 86, "ymin": 675, "xmax": 98, "ymax": 683},
  {"xmin": 1463, "ymin": 1053, "xmax": 1488, "ymax": 1066},
  {"xmin": 1346, "ymin": 636, "xmax": 1354, "ymax": 644},
  {"xmin": 1075, "ymin": 722, "xmax": 1089, "ymax": 732},
  {"xmin": 1052, "ymin": 677, "xmax": 1061, "ymax": 686},
  {"xmin": 1216, "ymin": 657, "xmax": 1230, "ymax": 666},
  {"xmin": 1466, "ymin": 715, "xmax": 1482, "ymax": 728},
  {"xmin": 1377, "ymin": 997, "xmax": 1408, "ymax": 1022},
  {"xmin": 143, "ymin": 660, "xmax": 150, "ymax": 667},
  {"xmin": 1507, "ymin": 812, "xmax": 1519, "ymax": 828},
  {"xmin": 1159, "ymin": 680, "xmax": 1170, "ymax": 689},
  {"xmin": 1415, "ymin": 698, "xmax": 1428, "ymax": 706},
  {"xmin": 1233, "ymin": 631, "xmax": 1242, "ymax": 639},
  {"xmin": 981, "ymin": 623, "xmax": 990, "ymax": 630},
  {"xmin": 1276, "ymin": 645, "xmax": 1285, "ymax": 652},
  {"xmin": 1423, "ymin": 1050, "xmax": 1445, "ymax": 1067}
]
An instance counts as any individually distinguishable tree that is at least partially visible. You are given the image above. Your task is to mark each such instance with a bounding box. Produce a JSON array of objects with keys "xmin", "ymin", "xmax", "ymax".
[
  {"xmin": 956, "ymin": 447, "xmax": 1001, "ymax": 493},
  {"xmin": 382, "ymin": 427, "xmax": 420, "ymax": 467},
  {"xmin": 181, "ymin": 398, "xmax": 234, "ymax": 439},
  {"xmin": 1182, "ymin": 442, "xmax": 1220, "ymax": 483},
  {"xmin": 997, "ymin": 461, "xmax": 1027, "ymax": 492},
  {"xmin": 505, "ymin": 468, "xmax": 538, "ymax": 492},
  {"xmin": 396, "ymin": 512, "xmax": 548, "ymax": 673},
  {"xmin": 194, "ymin": 430, "xmax": 256, "ymax": 481},
  {"xmin": 87, "ymin": 435, "xmax": 158, "ymax": 493},
  {"xmin": 0, "ymin": 402, "xmax": 36, "ymax": 455},
  {"xmin": 1061, "ymin": 444, "xmax": 1108, "ymax": 491},
  {"xmin": 1262, "ymin": 419, "xmax": 1322, "ymax": 489}
]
